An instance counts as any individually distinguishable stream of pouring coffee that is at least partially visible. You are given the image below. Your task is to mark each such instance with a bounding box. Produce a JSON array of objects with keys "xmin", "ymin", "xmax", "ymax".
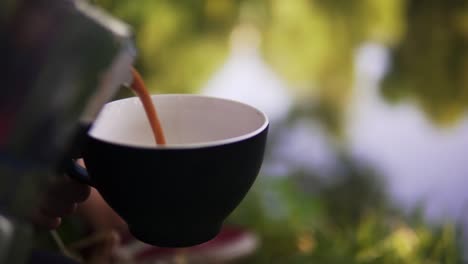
[{"xmin": 130, "ymin": 68, "xmax": 167, "ymax": 145}]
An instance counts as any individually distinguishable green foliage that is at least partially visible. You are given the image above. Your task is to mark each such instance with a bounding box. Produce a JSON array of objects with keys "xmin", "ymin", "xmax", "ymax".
[
  {"xmin": 93, "ymin": 0, "xmax": 242, "ymax": 94},
  {"xmin": 228, "ymin": 165, "xmax": 462, "ymax": 264},
  {"xmin": 94, "ymin": 0, "xmax": 406, "ymax": 134},
  {"xmin": 95, "ymin": 0, "xmax": 468, "ymax": 127},
  {"xmin": 382, "ymin": 0, "xmax": 468, "ymax": 125}
]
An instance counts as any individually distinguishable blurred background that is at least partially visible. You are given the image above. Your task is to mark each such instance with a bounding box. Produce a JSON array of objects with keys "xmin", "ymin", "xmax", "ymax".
[{"xmin": 38, "ymin": 0, "xmax": 468, "ymax": 263}]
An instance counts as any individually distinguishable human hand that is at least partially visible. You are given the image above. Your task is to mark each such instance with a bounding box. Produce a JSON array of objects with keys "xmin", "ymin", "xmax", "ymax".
[
  {"xmin": 77, "ymin": 188, "xmax": 126, "ymax": 232},
  {"xmin": 31, "ymin": 175, "xmax": 91, "ymax": 229}
]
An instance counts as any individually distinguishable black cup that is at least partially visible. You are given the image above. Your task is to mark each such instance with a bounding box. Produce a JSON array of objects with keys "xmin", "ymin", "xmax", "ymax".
[{"xmin": 68, "ymin": 94, "xmax": 268, "ymax": 247}]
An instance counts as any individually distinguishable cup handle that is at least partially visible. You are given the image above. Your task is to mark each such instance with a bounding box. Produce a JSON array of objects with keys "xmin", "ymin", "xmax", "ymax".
[{"xmin": 66, "ymin": 159, "xmax": 96, "ymax": 187}]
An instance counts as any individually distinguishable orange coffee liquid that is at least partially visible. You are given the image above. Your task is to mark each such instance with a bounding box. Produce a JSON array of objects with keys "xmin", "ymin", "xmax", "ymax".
[{"xmin": 130, "ymin": 68, "xmax": 166, "ymax": 145}]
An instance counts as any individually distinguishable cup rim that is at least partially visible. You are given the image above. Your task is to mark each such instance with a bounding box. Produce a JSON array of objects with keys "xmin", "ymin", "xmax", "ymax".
[{"xmin": 89, "ymin": 94, "xmax": 269, "ymax": 150}]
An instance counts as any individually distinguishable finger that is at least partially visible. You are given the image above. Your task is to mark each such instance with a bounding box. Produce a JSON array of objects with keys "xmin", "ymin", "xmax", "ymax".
[
  {"xmin": 31, "ymin": 212, "xmax": 62, "ymax": 230},
  {"xmin": 40, "ymin": 200, "xmax": 77, "ymax": 218},
  {"xmin": 47, "ymin": 176, "xmax": 91, "ymax": 204},
  {"xmin": 89, "ymin": 230, "xmax": 120, "ymax": 264}
]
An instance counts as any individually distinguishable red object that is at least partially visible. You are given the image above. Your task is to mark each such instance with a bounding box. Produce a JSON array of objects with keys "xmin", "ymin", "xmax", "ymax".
[{"xmin": 115, "ymin": 226, "xmax": 259, "ymax": 263}]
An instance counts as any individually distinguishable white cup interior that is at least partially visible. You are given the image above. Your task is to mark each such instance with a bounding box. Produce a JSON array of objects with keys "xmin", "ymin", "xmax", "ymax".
[{"xmin": 89, "ymin": 94, "xmax": 268, "ymax": 148}]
